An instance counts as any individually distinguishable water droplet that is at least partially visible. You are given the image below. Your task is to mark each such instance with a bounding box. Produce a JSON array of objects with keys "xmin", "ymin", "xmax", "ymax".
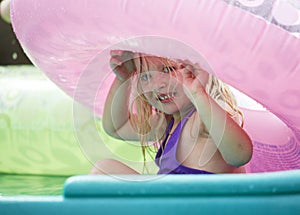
[{"xmin": 12, "ymin": 52, "xmax": 18, "ymax": 60}]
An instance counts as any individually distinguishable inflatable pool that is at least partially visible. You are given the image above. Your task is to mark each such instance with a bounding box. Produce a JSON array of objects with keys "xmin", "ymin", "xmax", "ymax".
[
  {"xmin": 1, "ymin": 66, "xmax": 298, "ymax": 214},
  {"xmin": 1, "ymin": 0, "xmax": 300, "ymax": 214},
  {"xmin": 1, "ymin": 171, "xmax": 300, "ymax": 214}
]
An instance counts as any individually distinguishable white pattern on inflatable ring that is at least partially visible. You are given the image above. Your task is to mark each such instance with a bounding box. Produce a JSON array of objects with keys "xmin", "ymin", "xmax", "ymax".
[
  {"xmin": 237, "ymin": 0, "xmax": 265, "ymax": 7},
  {"xmin": 272, "ymin": 0, "xmax": 300, "ymax": 26}
]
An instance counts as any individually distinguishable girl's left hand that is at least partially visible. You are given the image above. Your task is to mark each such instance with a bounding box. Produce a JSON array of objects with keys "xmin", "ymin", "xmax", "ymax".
[{"xmin": 178, "ymin": 60, "xmax": 209, "ymax": 97}]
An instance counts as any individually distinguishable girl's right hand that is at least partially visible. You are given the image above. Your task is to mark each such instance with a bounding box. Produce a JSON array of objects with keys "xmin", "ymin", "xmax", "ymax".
[{"xmin": 109, "ymin": 50, "xmax": 136, "ymax": 81}]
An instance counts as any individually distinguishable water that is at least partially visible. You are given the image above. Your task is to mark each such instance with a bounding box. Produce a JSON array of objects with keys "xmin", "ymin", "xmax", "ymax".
[{"xmin": 0, "ymin": 174, "xmax": 69, "ymax": 196}]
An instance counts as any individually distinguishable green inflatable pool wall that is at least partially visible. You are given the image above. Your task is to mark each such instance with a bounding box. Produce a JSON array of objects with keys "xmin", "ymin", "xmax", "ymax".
[{"xmin": 0, "ymin": 65, "xmax": 154, "ymax": 176}]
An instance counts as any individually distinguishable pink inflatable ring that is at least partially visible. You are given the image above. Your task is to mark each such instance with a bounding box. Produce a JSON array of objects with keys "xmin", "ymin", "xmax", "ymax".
[{"xmin": 11, "ymin": 0, "xmax": 300, "ymax": 173}]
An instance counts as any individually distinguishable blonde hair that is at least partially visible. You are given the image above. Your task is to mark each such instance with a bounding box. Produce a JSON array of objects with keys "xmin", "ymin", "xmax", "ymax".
[
  {"xmin": 128, "ymin": 54, "xmax": 244, "ymax": 172},
  {"xmin": 205, "ymin": 75, "xmax": 244, "ymax": 127}
]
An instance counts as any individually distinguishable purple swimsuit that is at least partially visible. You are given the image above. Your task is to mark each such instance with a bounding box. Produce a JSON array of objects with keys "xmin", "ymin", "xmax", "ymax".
[{"xmin": 155, "ymin": 108, "xmax": 214, "ymax": 174}]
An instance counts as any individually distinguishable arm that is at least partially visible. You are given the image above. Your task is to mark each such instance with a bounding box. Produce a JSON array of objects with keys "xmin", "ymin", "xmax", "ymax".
[
  {"xmin": 102, "ymin": 50, "xmax": 139, "ymax": 140},
  {"xmin": 103, "ymin": 50, "xmax": 167, "ymax": 141},
  {"xmin": 103, "ymin": 76, "xmax": 144, "ymax": 141},
  {"xmin": 181, "ymin": 66, "xmax": 253, "ymax": 167}
]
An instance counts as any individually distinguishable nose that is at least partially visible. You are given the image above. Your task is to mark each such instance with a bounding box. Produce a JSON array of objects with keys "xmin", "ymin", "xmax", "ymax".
[{"xmin": 151, "ymin": 72, "xmax": 168, "ymax": 90}]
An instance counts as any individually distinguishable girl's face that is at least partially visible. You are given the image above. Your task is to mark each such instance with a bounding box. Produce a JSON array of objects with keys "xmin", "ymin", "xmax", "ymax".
[{"xmin": 137, "ymin": 56, "xmax": 193, "ymax": 115}]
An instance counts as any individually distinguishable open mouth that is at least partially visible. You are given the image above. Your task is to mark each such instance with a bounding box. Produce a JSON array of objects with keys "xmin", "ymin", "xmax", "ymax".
[{"xmin": 157, "ymin": 92, "xmax": 176, "ymax": 103}]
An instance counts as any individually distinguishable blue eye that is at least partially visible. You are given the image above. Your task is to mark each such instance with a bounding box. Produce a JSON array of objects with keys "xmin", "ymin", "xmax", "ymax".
[
  {"xmin": 163, "ymin": 66, "xmax": 176, "ymax": 73},
  {"xmin": 140, "ymin": 73, "xmax": 151, "ymax": 82}
]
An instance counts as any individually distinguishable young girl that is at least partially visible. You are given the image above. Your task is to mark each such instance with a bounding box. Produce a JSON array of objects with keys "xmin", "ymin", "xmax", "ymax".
[{"xmin": 90, "ymin": 50, "xmax": 253, "ymax": 174}]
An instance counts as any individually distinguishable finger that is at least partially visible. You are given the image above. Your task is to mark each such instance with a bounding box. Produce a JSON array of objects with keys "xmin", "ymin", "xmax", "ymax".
[
  {"xmin": 183, "ymin": 59, "xmax": 193, "ymax": 64},
  {"xmin": 110, "ymin": 49, "xmax": 123, "ymax": 57},
  {"xmin": 193, "ymin": 67, "xmax": 207, "ymax": 78},
  {"xmin": 182, "ymin": 60, "xmax": 204, "ymax": 73},
  {"xmin": 183, "ymin": 59, "xmax": 196, "ymax": 69},
  {"xmin": 193, "ymin": 63, "xmax": 202, "ymax": 70},
  {"xmin": 109, "ymin": 57, "xmax": 122, "ymax": 68},
  {"xmin": 111, "ymin": 50, "xmax": 135, "ymax": 65},
  {"xmin": 178, "ymin": 63, "xmax": 185, "ymax": 70},
  {"xmin": 185, "ymin": 64, "xmax": 194, "ymax": 73},
  {"xmin": 193, "ymin": 67, "xmax": 209, "ymax": 86},
  {"xmin": 110, "ymin": 65, "xmax": 128, "ymax": 81},
  {"xmin": 180, "ymin": 67, "xmax": 195, "ymax": 80}
]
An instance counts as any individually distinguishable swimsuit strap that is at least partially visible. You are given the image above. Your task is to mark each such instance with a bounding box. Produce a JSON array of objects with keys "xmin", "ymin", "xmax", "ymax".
[
  {"xmin": 155, "ymin": 107, "xmax": 214, "ymax": 174},
  {"xmin": 158, "ymin": 107, "xmax": 196, "ymax": 156}
]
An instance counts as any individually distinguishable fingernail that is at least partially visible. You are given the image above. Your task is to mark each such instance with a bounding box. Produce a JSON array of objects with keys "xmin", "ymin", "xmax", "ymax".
[{"xmin": 179, "ymin": 63, "xmax": 185, "ymax": 69}]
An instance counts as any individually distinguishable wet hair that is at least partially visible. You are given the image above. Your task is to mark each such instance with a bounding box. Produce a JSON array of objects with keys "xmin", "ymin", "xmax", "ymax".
[{"xmin": 128, "ymin": 54, "xmax": 244, "ymax": 172}]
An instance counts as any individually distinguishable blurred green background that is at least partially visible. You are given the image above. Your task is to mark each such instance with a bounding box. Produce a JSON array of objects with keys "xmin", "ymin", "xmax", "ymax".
[{"xmin": 0, "ymin": 16, "xmax": 156, "ymax": 195}]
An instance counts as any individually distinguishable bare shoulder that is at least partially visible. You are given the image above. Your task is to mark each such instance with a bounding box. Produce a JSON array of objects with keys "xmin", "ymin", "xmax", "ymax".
[{"xmin": 179, "ymin": 112, "xmax": 246, "ymax": 173}]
